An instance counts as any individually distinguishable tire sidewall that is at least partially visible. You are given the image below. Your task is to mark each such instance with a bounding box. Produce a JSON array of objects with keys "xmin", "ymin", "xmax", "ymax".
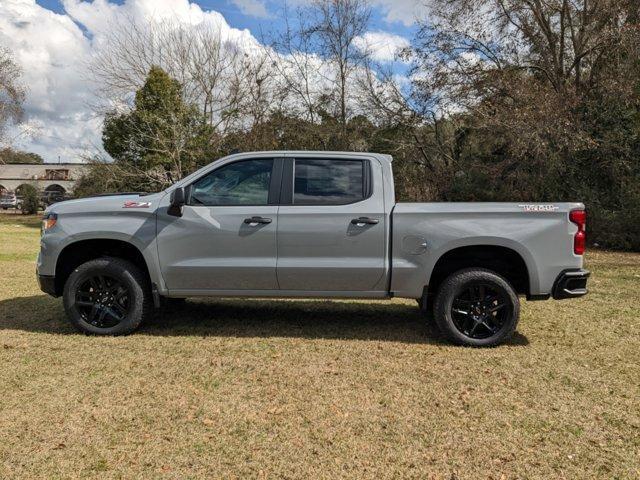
[
  {"xmin": 434, "ymin": 269, "xmax": 520, "ymax": 347},
  {"xmin": 63, "ymin": 258, "xmax": 147, "ymax": 335}
]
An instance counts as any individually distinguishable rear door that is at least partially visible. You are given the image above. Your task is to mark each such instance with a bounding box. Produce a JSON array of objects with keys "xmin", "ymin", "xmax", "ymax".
[
  {"xmin": 156, "ymin": 157, "xmax": 281, "ymax": 292},
  {"xmin": 276, "ymin": 155, "xmax": 387, "ymax": 292}
]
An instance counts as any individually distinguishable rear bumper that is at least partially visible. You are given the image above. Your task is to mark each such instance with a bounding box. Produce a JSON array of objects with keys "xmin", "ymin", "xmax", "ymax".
[
  {"xmin": 552, "ymin": 269, "xmax": 590, "ymax": 299},
  {"xmin": 37, "ymin": 273, "xmax": 58, "ymax": 297}
]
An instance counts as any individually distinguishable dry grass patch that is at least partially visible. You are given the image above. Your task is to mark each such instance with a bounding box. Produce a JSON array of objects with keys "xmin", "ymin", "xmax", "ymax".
[{"xmin": 0, "ymin": 213, "xmax": 638, "ymax": 479}]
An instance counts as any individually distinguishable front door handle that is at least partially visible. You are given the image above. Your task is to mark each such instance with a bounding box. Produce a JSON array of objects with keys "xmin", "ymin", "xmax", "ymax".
[
  {"xmin": 244, "ymin": 216, "xmax": 272, "ymax": 225},
  {"xmin": 350, "ymin": 217, "xmax": 379, "ymax": 225}
]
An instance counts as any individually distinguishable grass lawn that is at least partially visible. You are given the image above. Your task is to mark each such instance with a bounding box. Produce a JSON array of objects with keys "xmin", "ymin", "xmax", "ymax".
[{"xmin": 0, "ymin": 213, "xmax": 638, "ymax": 479}]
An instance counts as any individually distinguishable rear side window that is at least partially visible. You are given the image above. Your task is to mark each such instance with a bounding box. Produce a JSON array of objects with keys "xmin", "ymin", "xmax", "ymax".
[
  {"xmin": 189, "ymin": 159, "xmax": 273, "ymax": 206},
  {"xmin": 293, "ymin": 159, "xmax": 365, "ymax": 205}
]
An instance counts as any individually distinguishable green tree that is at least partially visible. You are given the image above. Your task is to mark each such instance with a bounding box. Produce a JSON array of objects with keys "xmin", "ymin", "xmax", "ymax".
[
  {"xmin": 0, "ymin": 148, "xmax": 44, "ymax": 164},
  {"xmin": 19, "ymin": 184, "xmax": 39, "ymax": 214},
  {"xmin": 102, "ymin": 66, "xmax": 213, "ymax": 191}
]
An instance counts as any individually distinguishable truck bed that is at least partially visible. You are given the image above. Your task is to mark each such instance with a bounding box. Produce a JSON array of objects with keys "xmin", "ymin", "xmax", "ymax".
[{"xmin": 390, "ymin": 202, "xmax": 585, "ymax": 298}]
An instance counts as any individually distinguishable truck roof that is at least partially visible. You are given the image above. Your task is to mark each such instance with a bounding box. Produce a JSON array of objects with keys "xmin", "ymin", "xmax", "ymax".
[{"xmin": 221, "ymin": 151, "xmax": 393, "ymax": 162}]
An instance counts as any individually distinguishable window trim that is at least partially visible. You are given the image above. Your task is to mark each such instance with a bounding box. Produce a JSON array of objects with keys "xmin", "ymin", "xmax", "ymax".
[
  {"xmin": 280, "ymin": 157, "xmax": 373, "ymax": 207},
  {"xmin": 185, "ymin": 158, "xmax": 283, "ymax": 207}
]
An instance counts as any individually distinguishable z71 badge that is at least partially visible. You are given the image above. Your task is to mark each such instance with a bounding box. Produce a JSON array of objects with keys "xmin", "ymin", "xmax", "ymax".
[
  {"xmin": 518, "ymin": 204, "xmax": 559, "ymax": 212},
  {"xmin": 123, "ymin": 201, "xmax": 151, "ymax": 208}
]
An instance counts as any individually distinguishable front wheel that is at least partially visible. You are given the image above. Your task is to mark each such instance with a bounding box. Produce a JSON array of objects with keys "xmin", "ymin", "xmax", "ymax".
[
  {"xmin": 63, "ymin": 257, "xmax": 152, "ymax": 335},
  {"xmin": 433, "ymin": 268, "xmax": 520, "ymax": 347}
]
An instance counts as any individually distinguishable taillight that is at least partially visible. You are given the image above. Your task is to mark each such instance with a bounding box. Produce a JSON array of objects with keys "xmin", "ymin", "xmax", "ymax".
[{"xmin": 569, "ymin": 209, "xmax": 586, "ymax": 255}]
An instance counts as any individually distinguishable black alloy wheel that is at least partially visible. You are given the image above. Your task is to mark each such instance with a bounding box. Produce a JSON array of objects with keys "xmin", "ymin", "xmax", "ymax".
[
  {"xmin": 450, "ymin": 283, "xmax": 510, "ymax": 339},
  {"xmin": 75, "ymin": 274, "xmax": 131, "ymax": 328},
  {"xmin": 63, "ymin": 257, "xmax": 152, "ymax": 335},
  {"xmin": 433, "ymin": 268, "xmax": 520, "ymax": 347}
]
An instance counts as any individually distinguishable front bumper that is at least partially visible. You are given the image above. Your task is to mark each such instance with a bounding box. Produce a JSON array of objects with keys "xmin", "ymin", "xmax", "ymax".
[
  {"xmin": 552, "ymin": 269, "xmax": 590, "ymax": 299},
  {"xmin": 37, "ymin": 272, "xmax": 58, "ymax": 297}
]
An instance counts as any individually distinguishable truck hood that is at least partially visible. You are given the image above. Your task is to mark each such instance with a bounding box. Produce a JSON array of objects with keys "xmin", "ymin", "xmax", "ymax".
[{"xmin": 46, "ymin": 192, "xmax": 166, "ymax": 215}]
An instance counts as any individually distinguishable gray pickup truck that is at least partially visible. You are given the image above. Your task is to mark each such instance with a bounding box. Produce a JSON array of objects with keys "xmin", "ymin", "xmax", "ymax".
[{"xmin": 37, "ymin": 151, "xmax": 589, "ymax": 346}]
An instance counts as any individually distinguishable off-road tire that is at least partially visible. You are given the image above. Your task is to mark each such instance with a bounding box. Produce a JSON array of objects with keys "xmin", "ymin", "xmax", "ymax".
[
  {"xmin": 63, "ymin": 257, "xmax": 152, "ymax": 335},
  {"xmin": 433, "ymin": 268, "xmax": 520, "ymax": 347}
]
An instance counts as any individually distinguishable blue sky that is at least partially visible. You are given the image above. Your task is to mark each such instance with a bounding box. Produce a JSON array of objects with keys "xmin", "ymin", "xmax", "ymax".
[
  {"xmin": 35, "ymin": 0, "xmax": 419, "ymax": 45},
  {"xmin": 2, "ymin": 1, "xmax": 424, "ymax": 162}
]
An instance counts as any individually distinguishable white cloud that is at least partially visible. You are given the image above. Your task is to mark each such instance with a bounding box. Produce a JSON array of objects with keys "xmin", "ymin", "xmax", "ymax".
[
  {"xmin": 0, "ymin": 0, "xmax": 97, "ymax": 162},
  {"xmin": 0, "ymin": 0, "xmax": 269, "ymax": 163},
  {"xmin": 372, "ymin": 0, "xmax": 429, "ymax": 26},
  {"xmin": 353, "ymin": 31, "xmax": 410, "ymax": 63},
  {"xmin": 287, "ymin": 0, "xmax": 429, "ymax": 26},
  {"xmin": 231, "ymin": 0, "xmax": 271, "ymax": 19},
  {"xmin": 62, "ymin": 0, "xmax": 261, "ymax": 50}
]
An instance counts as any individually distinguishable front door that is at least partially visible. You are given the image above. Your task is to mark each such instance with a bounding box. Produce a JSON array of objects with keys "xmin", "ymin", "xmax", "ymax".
[
  {"xmin": 157, "ymin": 158, "xmax": 280, "ymax": 292},
  {"xmin": 276, "ymin": 157, "xmax": 387, "ymax": 292}
]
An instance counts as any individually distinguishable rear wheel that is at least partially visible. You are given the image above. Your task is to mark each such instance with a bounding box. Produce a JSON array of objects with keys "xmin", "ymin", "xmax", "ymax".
[
  {"xmin": 434, "ymin": 268, "xmax": 519, "ymax": 347},
  {"xmin": 63, "ymin": 257, "xmax": 152, "ymax": 335}
]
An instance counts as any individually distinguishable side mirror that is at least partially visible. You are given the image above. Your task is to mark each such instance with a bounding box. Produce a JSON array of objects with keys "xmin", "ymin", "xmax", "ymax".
[{"xmin": 168, "ymin": 187, "xmax": 185, "ymax": 217}]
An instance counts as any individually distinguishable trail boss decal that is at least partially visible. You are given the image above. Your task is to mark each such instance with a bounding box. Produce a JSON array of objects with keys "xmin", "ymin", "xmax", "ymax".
[
  {"xmin": 123, "ymin": 200, "xmax": 151, "ymax": 208},
  {"xmin": 518, "ymin": 204, "xmax": 559, "ymax": 212}
]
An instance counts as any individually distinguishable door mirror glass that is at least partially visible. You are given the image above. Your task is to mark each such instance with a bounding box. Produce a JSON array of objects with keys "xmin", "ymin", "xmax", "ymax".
[{"xmin": 168, "ymin": 187, "xmax": 185, "ymax": 217}]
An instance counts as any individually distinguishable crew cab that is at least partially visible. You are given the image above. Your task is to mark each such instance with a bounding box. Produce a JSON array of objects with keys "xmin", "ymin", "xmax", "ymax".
[{"xmin": 37, "ymin": 151, "xmax": 589, "ymax": 346}]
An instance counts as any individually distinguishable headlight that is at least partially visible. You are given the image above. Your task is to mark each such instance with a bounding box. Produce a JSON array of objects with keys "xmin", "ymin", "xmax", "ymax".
[{"xmin": 42, "ymin": 213, "xmax": 57, "ymax": 234}]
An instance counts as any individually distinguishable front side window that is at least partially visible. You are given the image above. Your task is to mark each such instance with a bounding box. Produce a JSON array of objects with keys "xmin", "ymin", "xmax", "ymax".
[
  {"xmin": 189, "ymin": 159, "xmax": 273, "ymax": 206},
  {"xmin": 293, "ymin": 159, "xmax": 365, "ymax": 205}
]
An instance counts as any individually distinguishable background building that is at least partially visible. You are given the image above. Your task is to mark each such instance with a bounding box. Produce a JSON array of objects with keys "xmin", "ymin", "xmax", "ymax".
[{"xmin": 0, "ymin": 163, "xmax": 87, "ymax": 199}]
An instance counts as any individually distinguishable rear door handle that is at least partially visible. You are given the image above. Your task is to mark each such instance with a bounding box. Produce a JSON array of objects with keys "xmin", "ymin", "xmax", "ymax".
[
  {"xmin": 244, "ymin": 216, "xmax": 272, "ymax": 225},
  {"xmin": 350, "ymin": 217, "xmax": 379, "ymax": 225}
]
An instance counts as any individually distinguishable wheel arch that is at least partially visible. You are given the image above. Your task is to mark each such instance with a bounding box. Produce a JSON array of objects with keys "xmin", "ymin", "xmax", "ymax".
[
  {"xmin": 427, "ymin": 244, "xmax": 533, "ymax": 297},
  {"xmin": 54, "ymin": 238, "xmax": 152, "ymax": 296}
]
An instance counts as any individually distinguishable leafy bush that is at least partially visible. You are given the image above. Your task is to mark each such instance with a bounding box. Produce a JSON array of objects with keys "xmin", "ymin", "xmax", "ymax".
[{"xmin": 19, "ymin": 184, "xmax": 40, "ymax": 215}]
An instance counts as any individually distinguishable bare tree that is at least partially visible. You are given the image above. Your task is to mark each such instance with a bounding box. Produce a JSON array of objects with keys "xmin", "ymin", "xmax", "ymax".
[
  {"xmin": 0, "ymin": 47, "xmax": 25, "ymax": 148},
  {"xmin": 90, "ymin": 3, "xmax": 375, "ymax": 148},
  {"xmin": 407, "ymin": 0, "xmax": 640, "ymax": 162},
  {"xmin": 88, "ymin": 17, "xmax": 245, "ymax": 137},
  {"xmin": 268, "ymin": 5, "xmax": 327, "ymax": 123},
  {"xmin": 357, "ymin": 62, "xmax": 465, "ymax": 200},
  {"xmin": 306, "ymin": 0, "xmax": 371, "ymax": 127},
  {"xmin": 231, "ymin": 51, "xmax": 280, "ymax": 129},
  {"xmin": 358, "ymin": 63, "xmax": 417, "ymax": 126},
  {"xmin": 411, "ymin": 0, "xmax": 638, "ymax": 109}
]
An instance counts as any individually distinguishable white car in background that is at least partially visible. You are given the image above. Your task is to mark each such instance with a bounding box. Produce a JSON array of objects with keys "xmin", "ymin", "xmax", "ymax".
[{"xmin": 0, "ymin": 193, "xmax": 19, "ymax": 210}]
